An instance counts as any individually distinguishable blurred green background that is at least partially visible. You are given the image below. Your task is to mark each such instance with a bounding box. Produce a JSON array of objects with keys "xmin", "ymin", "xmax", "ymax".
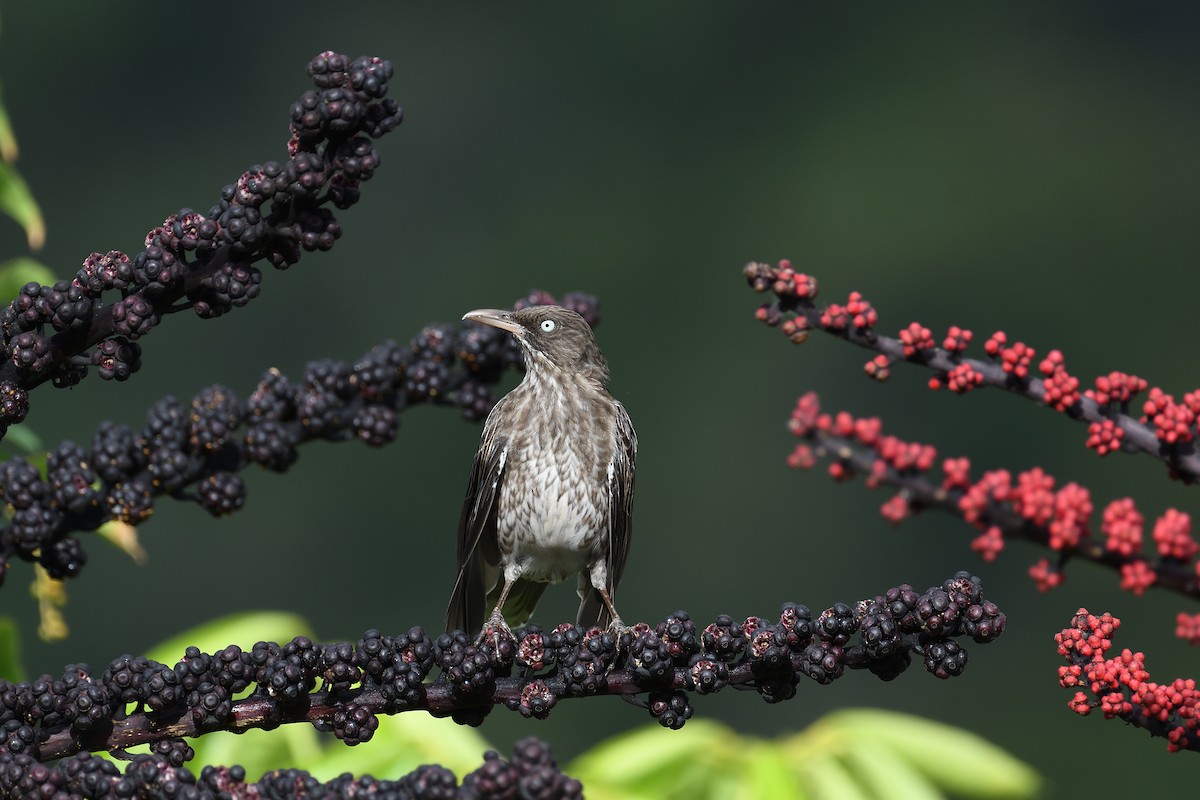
[{"xmin": 2, "ymin": 2, "xmax": 1199, "ymax": 794}]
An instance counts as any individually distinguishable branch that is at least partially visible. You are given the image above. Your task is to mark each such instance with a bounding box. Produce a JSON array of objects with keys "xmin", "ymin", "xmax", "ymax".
[
  {"xmin": 783, "ymin": 392, "xmax": 1200, "ymax": 612},
  {"xmin": 3, "ymin": 574, "xmax": 1005, "ymax": 762},
  {"xmin": 745, "ymin": 260, "xmax": 1200, "ymax": 483},
  {"xmin": 0, "ymin": 51, "xmax": 405, "ymax": 438},
  {"xmin": 1057, "ymin": 609, "xmax": 1200, "ymax": 753},
  {"xmin": 0, "ymin": 736, "xmax": 581, "ymax": 799},
  {"xmin": 0, "ymin": 290, "xmax": 599, "ymax": 590}
]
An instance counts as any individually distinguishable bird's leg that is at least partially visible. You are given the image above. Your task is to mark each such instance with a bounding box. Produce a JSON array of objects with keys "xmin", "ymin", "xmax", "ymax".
[
  {"xmin": 594, "ymin": 586, "xmax": 632, "ymax": 673},
  {"xmin": 596, "ymin": 587, "xmax": 630, "ymax": 639},
  {"xmin": 476, "ymin": 579, "xmax": 516, "ymax": 649}
]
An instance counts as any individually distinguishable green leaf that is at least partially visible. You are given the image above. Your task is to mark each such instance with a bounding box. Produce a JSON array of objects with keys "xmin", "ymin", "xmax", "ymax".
[
  {"xmin": 0, "ymin": 424, "xmax": 43, "ymax": 458},
  {"xmin": 796, "ymin": 750, "xmax": 868, "ymax": 800},
  {"xmin": 0, "ymin": 161, "xmax": 45, "ymax": 249},
  {"xmin": 569, "ymin": 718, "xmax": 732, "ymax": 796},
  {"xmin": 139, "ymin": 614, "xmax": 499, "ymax": 780},
  {"xmin": 0, "ymin": 71, "xmax": 18, "ymax": 163},
  {"xmin": 0, "ymin": 257, "xmax": 54, "ymax": 301},
  {"xmin": 145, "ymin": 612, "xmax": 318, "ymax": 772},
  {"xmin": 0, "ymin": 97, "xmax": 16, "ymax": 163},
  {"xmin": 307, "ymin": 711, "xmax": 492, "ymax": 782},
  {"xmin": 739, "ymin": 741, "xmax": 805, "ymax": 800},
  {"xmin": 838, "ymin": 739, "xmax": 941, "ymax": 800},
  {"xmin": 192, "ymin": 725, "xmax": 321, "ymax": 779},
  {"xmin": 0, "ymin": 617, "xmax": 25, "ymax": 682},
  {"xmin": 829, "ymin": 709, "xmax": 1040, "ymax": 799},
  {"xmin": 145, "ymin": 611, "xmax": 314, "ymax": 666}
]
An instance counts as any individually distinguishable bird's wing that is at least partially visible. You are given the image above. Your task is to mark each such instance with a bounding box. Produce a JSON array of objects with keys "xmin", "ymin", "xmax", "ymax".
[
  {"xmin": 607, "ymin": 400, "xmax": 638, "ymax": 594},
  {"xmin": 446, "ymin": 427, "xmax": 507, "ymax": 635},
  {"xmin": 579, "ymin": 400, "xmax": 637, "ymax": 629}
]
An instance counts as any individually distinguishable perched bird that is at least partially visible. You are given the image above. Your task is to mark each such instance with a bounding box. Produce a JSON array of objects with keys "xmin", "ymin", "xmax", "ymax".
[{"xmin": 447, "ymin": 305, "xmax": 637, "ymax": 641}]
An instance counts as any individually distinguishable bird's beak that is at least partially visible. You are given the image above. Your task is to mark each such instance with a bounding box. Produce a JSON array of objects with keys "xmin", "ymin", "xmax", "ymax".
[{"xmin": 463, "ymin": 309, "xmax": 524, "ymax": 337}]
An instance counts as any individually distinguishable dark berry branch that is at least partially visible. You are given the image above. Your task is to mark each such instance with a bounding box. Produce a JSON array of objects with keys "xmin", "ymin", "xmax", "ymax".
[
  {"xmin": 784, "ymin": 392, "xmax": 1200, "ymax": 613},
  {"xmin": 745, "ymin": 260, "xmax": 1200, "ymax": 483},
  {"xmin": 0, "ymin": 736, "xmax": 581, "ymax": 799},
  {"xmin": 4, "ymin": 573, "xmax": 1004, "ymax": 762},
  {"xmin": 1057, "ymin": 609, "xmax": 1200, "ymax": 753},
  {"xmin": 0, "ymin": 52, "xmax": 405, "ymax": 439},
  {"xmin": 0, "ymin": 289, "xmax": 599, "ymax": 591}
]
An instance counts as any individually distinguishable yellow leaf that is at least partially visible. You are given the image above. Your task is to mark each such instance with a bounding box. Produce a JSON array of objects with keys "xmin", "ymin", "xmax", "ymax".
[
  {"xmin": 32, "ymin": 567, "xmax": 68, "ymax": 641},
  {"xmin": 97, "ymin": 520, "xmax": 148, "ymax": 565}
]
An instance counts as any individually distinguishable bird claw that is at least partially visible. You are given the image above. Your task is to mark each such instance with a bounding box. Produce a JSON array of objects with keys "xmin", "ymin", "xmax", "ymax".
[
  {"xmin": 605, "ymin": 617, "xmax": 632, "ymax": 672},
  {"xmin": 475, "ymin": 612, "xmax": 514, "ymax": 651}
]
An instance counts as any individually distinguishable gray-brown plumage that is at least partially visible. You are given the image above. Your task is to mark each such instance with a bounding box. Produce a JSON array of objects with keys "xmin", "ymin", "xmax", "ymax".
[{"xmin": 446, "ymin": 305, "xmax": 637, "ymax": 639}]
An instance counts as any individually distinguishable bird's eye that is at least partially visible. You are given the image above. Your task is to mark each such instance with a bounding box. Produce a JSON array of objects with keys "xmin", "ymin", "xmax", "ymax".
[{"xmin": 540, "ymin": 319, "xmax": 557, "ymax": 332}]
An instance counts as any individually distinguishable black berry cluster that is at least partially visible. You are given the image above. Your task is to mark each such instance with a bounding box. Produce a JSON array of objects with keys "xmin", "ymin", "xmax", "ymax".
[
  {"xmin": 0, "ymin": 628, "xmax": 438, "ymax": 761},
  {"xmin": 0, "ymin": 51, "xmax": 405, "ymax": 439},
  {"xmin": 0, "ymin": 293, "xmax": 595, "ymax": 593},
  {"xmin": 451, "ymin": 573, "xmax": 1004, "ymax": 729},
  {"xmin": 358, "ymin": 626, "xmax": 433, "ymax": 716},
  {"xmin": 0, "ymin": 736, "xmax": 578, "ymax": 799},
  {"xmin": 4, "ymin": 578, "xmax": 1002, "ymax": 791}
]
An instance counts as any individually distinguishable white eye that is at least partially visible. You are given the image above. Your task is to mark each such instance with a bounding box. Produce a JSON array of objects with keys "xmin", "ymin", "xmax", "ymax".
[{"xmin": 540, "ymin": 319, "xmax": 557, "ymax": 332}]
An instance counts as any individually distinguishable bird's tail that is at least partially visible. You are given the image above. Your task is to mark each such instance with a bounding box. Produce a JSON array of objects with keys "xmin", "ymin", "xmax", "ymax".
[
  {"xmin": 489, "ymin": 577, "xmax": 549, "ymax": 628},
  {"xmin": 576, "ymin": 587, "xmax": 613, "ymax": 630},
  {"xmin": 447, "ymin": 557, "xmax": 493, "ymax": 635}
]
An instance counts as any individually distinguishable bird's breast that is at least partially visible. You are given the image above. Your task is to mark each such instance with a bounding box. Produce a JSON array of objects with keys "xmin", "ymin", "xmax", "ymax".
[{"xmin": 494, "ymin": 377, "xmax": 616, "ymax": 582}]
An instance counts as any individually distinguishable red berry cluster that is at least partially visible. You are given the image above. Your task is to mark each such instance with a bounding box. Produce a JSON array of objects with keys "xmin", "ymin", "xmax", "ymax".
[
  {"xmin": 942, "ymin": 325, "xmax": 973, "ymax": 354},
  {"xmin": 1057, "ymin": 609, "xmax": 1200, "ymax": 752},
  {"xmin": 983, "ymin": 332, "xmax": 1036, "ymax": 379},
  {"xmin": 781, "ymin": 315, "xmax": 810, "ymax": 344},
  {"xmin": 1142, "ymin": 387, "xmax": 1199, "ymax": 445},
  {"xmin": 1085, "ymin": 419, "xmax": 1123, "ymax": 456},
  {"xmin": 1086, "ymin": 371, "xmax": 1147, "ymax": 406},
  {"xmin": 771, "ymin": 260, "xmax": 819, "ymax": 300},
  {"xmin": 743, "ymin": 259, "xmax": 818, "ymax": 300},
  {"xmin": 813, "ymin": 291, "xmax": 881, "ymax": 333},
  {"xmin": 931, "ymin": 362, "xmax": 984, "ymax": 393},
  {"xmin": 785, "ymin": 391, "xmax": 1200, "ymax": 637},
  {"xmin": 898, "ymin": 322, "xmax": 935, "ymax": 357},
  {"xmin": 746, "ymin": 264, "xmax": 1200, "ymax": 481},
  {"xmin": 1038, "ymin": 350, "xmax": 1081, "ymax": 411},
  {"xmin": 863, "ymin": 354, "xmax": 891, "ymax": 381}
]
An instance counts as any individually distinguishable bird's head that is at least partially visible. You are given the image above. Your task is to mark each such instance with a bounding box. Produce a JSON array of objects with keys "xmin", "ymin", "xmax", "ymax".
[{"xmin": 463, "ymin": 305, "xmax": 609, "ymax": 385}]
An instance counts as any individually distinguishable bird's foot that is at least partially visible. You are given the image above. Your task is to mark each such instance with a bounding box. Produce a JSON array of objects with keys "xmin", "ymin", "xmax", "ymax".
[
  {"xmin": 475, "ymin": 611, "xmax": 515, "ymax": 652},
  {"xmin": 605, "ymin": 616, "xmax": 633, "ymax": 671},
  {"xmin": 607, "ymin": 616, "xmax": 631, "ymax": 641}
]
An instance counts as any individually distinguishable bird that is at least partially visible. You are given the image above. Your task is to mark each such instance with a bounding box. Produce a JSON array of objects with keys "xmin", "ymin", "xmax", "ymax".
[{"xmin": 446, "ymin": 305, "xmax": 637, "ymax": 643}]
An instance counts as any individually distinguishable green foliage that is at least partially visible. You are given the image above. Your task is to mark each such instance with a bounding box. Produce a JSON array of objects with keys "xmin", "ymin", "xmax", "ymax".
[
  {"xmin": 0, "ymin": 257, "xmax": 53, "ymax": 300},
  {"xmin": 0, "ymin": 423, "xmax": 42, "ymax": 459},
  {"xmin": 0, "ymin": 160, "xmax": 44, "ymax": 250},
  {"xmin": 0, "ymin": 18, "xmax": 44, "ymax": 250},
  {"xmin": 569, "ymin": 710, "xmax": 1041, "ymax": 800},
  {"xmin": 0, "ymin": 88, "xmax": 18, "ymax": 163},
  {"xmin": 144, "ymin": 611, "xmax": 316, "ymax": 666},
  {"xmin": 0, "ymin": 618, "xmax": 24, "ymax": 682}
]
